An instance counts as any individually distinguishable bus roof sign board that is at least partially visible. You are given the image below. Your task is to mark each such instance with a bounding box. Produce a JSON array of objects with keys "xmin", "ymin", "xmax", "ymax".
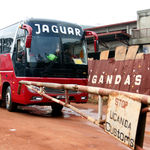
[{"xmin": 105, "ymin": 94, "xmax": 141, "ymax": 149}]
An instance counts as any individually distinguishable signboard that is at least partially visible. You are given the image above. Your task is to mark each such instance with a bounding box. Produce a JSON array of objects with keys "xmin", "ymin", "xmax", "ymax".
[
  {"xmin": 105, "ymin": 94, "xmax": 141, "ymax": 149},
  {"xmin": 88, "ymin": 53, "xmax": 150, "ymax": 95}
]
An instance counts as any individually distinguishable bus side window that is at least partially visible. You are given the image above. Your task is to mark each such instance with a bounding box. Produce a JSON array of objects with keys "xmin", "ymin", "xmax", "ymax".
[
  {"xmin": 16, "ymin": 38, "xmax": 25, "ymax": 62},
  {"xmin": 3, "ymin": 38, "xmax": 13, "ymax": 53},
  {"xmin": 0, "ymin": 39, "xmax": 2, "ymax": 54},
  {"xmin": 13, "ymin": 27, "xmax": 26, "ymax": 62}
]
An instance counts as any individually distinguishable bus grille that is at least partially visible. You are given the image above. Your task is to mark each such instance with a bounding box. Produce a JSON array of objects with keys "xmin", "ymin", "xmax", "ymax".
[{"xmin": 44, "ymin": 87, "xmax": 79, "ymax": 94}]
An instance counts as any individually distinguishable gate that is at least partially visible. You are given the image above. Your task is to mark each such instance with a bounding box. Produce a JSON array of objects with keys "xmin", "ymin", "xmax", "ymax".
[{"xmin": 18, "ymin": 80, "xmax": 150, "ymax": 150}]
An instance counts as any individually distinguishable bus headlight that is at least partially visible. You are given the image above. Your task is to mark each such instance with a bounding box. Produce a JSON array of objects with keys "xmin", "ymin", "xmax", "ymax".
[
  {"xmin": 81, "ymin": 96, "xmax": 87, "ymax": 100},
  {"xmin": 56, "ymin": 95, "xmax": 65, "ymax": 99},
  {"xmin": 31, "ymin": 96, "xmax": 43, "ymax": 101}
]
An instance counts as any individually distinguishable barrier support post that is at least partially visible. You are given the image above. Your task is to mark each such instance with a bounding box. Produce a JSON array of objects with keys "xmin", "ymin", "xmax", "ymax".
[
  {"xmin": 98, "ymin": 95, "xmax": 103, "ymax": 124},
  {"xmin": 65, "ymin": 90, "xmax": 69, "ymax": 104}
]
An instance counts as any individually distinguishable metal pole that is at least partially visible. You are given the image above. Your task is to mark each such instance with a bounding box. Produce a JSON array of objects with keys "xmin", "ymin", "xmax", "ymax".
[
  {"xmin": 18, "ymin": 80, "xmax": 150, "ymax": 105},
  {"xmin": 98, "ymin": 95, "xmax": 103, "ymax": 123}
]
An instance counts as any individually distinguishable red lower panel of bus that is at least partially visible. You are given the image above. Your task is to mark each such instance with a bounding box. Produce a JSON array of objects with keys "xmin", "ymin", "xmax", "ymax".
[{"xmin": 11, "ymin": 77, "xmax": 88, "ymax": 105}]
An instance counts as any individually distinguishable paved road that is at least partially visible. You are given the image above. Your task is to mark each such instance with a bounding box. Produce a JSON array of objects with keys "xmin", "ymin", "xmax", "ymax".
[{"xmin": 0, "ymin": 103, "xmax": 149, "ymax": 150}]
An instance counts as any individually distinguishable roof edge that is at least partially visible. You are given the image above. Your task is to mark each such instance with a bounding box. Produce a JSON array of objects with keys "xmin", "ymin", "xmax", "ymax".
[{"xmin": 84, "ymin": 20, "xmax": 137, "ymax": 31}]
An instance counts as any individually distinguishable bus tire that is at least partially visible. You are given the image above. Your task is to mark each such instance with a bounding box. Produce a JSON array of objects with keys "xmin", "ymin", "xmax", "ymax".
[
  {"xmin": 51, "ymin": 103, "xmax": 63, "ymax": 112},
  {"xmin": 5, "ymin": 86, "xmax": 17, "ymax": 112}
]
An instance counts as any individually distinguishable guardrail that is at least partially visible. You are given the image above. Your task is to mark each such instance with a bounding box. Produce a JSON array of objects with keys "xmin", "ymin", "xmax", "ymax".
[{"xmin": 18, "ymin": 80, "xmax": 150, "ymax": 150}]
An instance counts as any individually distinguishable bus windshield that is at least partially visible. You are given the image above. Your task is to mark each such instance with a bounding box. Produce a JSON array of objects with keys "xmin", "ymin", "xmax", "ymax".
[{"xmin": 27, "ymin": 35, "xmax": 87, "ymax": 65}]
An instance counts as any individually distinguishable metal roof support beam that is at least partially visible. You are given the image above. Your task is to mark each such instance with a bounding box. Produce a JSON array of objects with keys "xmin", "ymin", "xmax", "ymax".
[
  {"xmin": 115, "ymin": 34, "xmax": 129, "ymax": 45},
  {"xmin": 99, "ymin": 40, "xmax": 109, "ymax": 49}
]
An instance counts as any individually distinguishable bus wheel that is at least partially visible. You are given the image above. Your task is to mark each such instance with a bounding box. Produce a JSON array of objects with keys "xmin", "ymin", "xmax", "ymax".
[
  {"xmin": 5, "ymin": 86, "xmax": 17, "ymax": 112},
  {"xmin": 51, "ymin": 103, "xmax": 63, "ymax": 112}
]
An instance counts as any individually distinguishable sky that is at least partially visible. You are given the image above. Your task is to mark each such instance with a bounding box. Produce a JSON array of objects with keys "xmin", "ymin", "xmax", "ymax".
[{"xmin": 0, "ymin": 0, "xmax": 150, "ymax": 28}]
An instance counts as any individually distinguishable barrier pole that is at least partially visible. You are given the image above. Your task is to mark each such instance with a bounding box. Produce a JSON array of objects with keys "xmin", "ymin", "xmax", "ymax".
[{"xmin": 18, "ymin": 80, "xmax": 150, "ymax": 105}]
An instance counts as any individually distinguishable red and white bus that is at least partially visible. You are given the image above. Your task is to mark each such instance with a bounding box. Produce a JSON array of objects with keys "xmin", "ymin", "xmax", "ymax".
[{"xmin": 0, "ymin": 18, "xmax": 98, "ymax": 112}]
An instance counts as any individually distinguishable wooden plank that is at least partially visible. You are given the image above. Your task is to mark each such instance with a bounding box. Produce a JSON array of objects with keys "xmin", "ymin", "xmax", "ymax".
[
  {"xmin": 100, "ymin": 50, "xmax": 109, "ymax": 60},
  {"xmin": 125, "ymin": 45, "xmax": 139, "ymax": 60},
  {"xmin": 135, "ymin": 53, "xmax": 144, "ymax": 60},
  {"xmin": 115, "ymin": 46, "xmax": 127, "ymax": 61},
  {"xmin": 88, "ymin": 58, "xmax": 93, "ymax": 60}
]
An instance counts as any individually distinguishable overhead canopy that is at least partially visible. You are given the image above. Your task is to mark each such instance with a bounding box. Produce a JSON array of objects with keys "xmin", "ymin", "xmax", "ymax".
[{"xmin": 86, "ymin": 30, "xmax": 131, "ymax": 44}]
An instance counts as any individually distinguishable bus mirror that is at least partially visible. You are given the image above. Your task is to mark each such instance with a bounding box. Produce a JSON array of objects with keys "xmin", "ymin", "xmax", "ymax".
[
  {"xmin": 85, "ymin": 31, "xmax": 99, "ymax": 53},
  {"xmin": 26, "ymin": 35, "xmax": 32, "ymax": 48},
  {"xmin": 94, "ymin": 40, "xmax": 99, "ymax": 53},
  {"xmin": 20, "ymin": 24, "xmax": 32, "ymax": 48}
]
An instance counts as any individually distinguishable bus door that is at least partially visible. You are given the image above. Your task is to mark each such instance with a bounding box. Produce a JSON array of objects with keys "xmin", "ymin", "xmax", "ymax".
[{"xmin": 13, "ymin": 27, "xmax": 26, "ymax": 77}]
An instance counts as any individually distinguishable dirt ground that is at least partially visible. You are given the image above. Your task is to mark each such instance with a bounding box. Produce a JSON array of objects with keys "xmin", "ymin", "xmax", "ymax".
[{"xmin": 0, "ymin": 103, "xmax": 149, "ymax": 150}]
